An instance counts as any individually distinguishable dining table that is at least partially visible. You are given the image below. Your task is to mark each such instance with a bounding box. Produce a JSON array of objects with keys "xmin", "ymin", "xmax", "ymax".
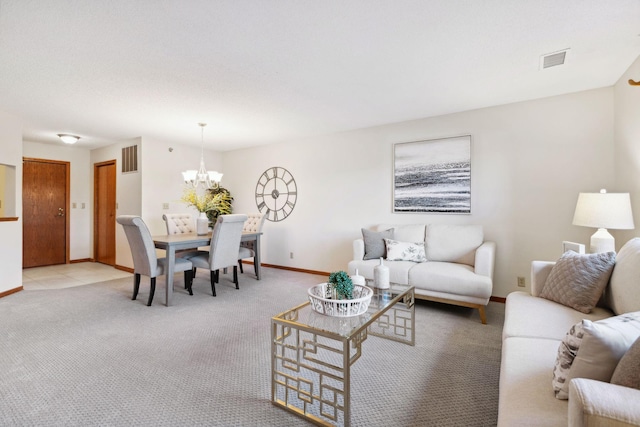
[{"xmin": 152, "ymin": 231, "xmax": 262, "ymax": 306}]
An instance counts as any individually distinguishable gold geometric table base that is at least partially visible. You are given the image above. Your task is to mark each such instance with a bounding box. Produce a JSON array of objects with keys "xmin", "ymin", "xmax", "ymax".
[{"xmin": 271, "ymin": 286, "xmax": 415, "ymax": 426}]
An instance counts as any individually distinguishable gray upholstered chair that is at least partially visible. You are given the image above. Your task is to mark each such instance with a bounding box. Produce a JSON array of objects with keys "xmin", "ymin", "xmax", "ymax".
[
  {"xmin": 238, "ymin": 213, "xmax": 266, "ymax": 276},
  {"xmin": 162, "ymin": 213, "xmax": 195, "ymax": 235},
  {"xmin": 117, "ymin": 215, "xmax": 193, "ymax": 306},
  {"xmin": 184, "ymin": 214, "xmax": 247, "ymax": 296}
]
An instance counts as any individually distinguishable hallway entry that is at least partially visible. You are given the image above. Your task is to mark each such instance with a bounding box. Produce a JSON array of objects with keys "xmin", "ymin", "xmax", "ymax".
[{"xmin": 23, "ymin": 158, "xmax": 70, "ymax": 268}]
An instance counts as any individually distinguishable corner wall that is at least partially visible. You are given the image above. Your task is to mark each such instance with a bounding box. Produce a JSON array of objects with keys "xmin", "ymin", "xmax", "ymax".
[
  {"xmin": 0, "ymin": 110, "xmax": 23, "ymax": 294},
  {"xmin": 222, "ymin": 87, "xmax": 616, "ymax": 298},
  {"xmin": 614, "ymin": 55, "xmax": 640, "ymax": 244}
]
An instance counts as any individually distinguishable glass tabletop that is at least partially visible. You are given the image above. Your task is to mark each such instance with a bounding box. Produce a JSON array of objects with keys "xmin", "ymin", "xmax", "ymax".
[{"xmin": 272, "ymin": 284, "xmax": 413, "ymax": 340}]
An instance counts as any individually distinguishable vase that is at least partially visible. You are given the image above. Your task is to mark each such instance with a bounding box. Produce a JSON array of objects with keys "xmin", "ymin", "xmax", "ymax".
[
  {"xmin": 374, "ymin": 257, "xmax": 390, "ymax": 289},
  {"xmin": 196, "ymin": 212, "xmax": 209, "ymax": 235},
  {"xmin": 350, "ymin": 269, "xmax": 366, "ymax": 287}
]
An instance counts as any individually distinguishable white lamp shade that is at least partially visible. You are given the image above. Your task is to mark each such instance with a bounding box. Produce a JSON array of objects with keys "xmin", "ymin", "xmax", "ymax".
[
  {"xmin": 182, "ymin": 170, "xmax": 197, "ymax": 182},
  {"xmin": 572, "ymin": 192, "xmax": 634, "ymax": 230},
  {"xmin": 208, "ymin": 171, "xmax": 223, "ymax": 182}
]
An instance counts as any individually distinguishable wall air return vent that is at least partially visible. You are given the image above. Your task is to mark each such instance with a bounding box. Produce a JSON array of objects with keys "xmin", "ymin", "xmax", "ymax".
[
  {"xmin": 122, "ymin": 145, "xmax": 138, "ymax": 174},
  {"xmin": 540, "ymin": 49, "xmax": 569, "ymax": 70}
]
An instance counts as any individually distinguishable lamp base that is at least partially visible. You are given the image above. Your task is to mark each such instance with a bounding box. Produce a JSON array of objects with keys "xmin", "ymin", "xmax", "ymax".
[{"xmin": 590, "ymin": 228, "xmax": 615, "ymax": 253}]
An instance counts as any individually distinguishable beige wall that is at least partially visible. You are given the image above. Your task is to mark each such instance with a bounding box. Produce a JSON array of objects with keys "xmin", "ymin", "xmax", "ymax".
[
  {"xmin": 614, "ymin": 55, "xmax": 640, "ymax": 244},
  {"xmin": 222, "ymin": 87, "xmax": 616, "ymax": 298}
]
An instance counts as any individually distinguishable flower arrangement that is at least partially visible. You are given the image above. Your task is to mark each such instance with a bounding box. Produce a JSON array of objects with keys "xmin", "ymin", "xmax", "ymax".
[
  {"xmin": 328, "ymin": 270, "xmax": 354, "ymax": 300},
  {"xmin": 180, "ymin": 188, "xmax": 224, "ymax": 213},
  {"xmin": 205, "ymin": 186, "xmax": 233, "ymax": 222}
]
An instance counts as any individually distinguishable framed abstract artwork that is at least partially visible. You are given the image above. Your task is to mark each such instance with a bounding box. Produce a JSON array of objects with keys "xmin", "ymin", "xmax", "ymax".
[{"xmin": 393, "ymin": 135, "xmax": 471, "ymax": 214}]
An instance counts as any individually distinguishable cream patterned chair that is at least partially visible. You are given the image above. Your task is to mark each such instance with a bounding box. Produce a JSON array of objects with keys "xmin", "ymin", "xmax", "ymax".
[
  {"xmin": 238, "ymin": 213, "xmax": 266, "ymax": 276},
  {"xmin": 162, "ymin": 213, "xmax": 195, "ymax": 235}
]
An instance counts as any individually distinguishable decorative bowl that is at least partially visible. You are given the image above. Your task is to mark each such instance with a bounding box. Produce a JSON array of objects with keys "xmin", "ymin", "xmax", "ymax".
[{"xmin": 307, "ymin": 283, "xmax": 373, "ymax": 317}]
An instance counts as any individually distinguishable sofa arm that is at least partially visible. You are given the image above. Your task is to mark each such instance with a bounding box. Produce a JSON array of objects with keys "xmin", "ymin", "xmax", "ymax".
[
  {"xmin": 474, "ymin": 241, "xmax": 495, "ymax": 279},
  {"xmin": 530, "ymin": 261, "xmax": 555, "ymax": 297},
  {"xmin": 569, "ymin": 378, "xmax": 640, "ymax": 427},
  {"xmin": 353, "ymin": 239, "xmax": 365, "ymax": 261}
]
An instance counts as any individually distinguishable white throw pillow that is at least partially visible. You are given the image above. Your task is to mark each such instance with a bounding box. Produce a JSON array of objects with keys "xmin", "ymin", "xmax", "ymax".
[
  {"xmin": 552, "ymin": 322, "xmax": 585, "ymax": 399},
  {"xmin": 384, "ymin": 238, "xmax": 427, "ymax": 262},
  {"xmin": 552, "ymin": 311, "xmax": 640, "ymax": 399}
]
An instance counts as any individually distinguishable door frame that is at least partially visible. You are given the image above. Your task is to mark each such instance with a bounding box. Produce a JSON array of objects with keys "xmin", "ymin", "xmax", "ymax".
[
  {"xmin": 23, "ymin": 157, "xmax": 71, "ymax": 265},
  {"xmin": 93, "ymin": 160, "xmax": 117, "ymax": 265}
]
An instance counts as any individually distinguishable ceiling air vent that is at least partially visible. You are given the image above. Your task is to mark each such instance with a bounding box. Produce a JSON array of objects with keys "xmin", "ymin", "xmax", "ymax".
[
  {"xmin": 540, "ymin": 49, "xmax": 569, "ymax": 70},
  {"xmin": 122, "ymin": 145, "xmax": 138, "ymax": 174}
]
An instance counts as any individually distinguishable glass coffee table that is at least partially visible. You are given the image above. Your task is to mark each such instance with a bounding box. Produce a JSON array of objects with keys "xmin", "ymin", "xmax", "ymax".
[{"xmin": 271, "ymin": 284, "xmax": 415, "ymax": 426}]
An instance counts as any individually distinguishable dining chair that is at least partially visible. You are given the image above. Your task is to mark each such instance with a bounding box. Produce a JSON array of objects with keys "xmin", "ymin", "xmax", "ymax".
[
  {"xmin": 238, "ymin": 213, "xmax": 266, "ymax": 276},
  {"xmin": 162, "ymin": 213, "xmax": 195, "ymax": 235},
  {"xmin": 184, "ymin": 214, "xmax": 248, "ymax": 296},
  {"xmin": 117, "ymin": 215, "xmax": 193, "ymax": 306}
]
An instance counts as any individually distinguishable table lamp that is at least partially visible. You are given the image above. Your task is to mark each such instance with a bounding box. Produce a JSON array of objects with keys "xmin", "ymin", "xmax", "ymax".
[{"xmin": 572, "ymin": 189, "xmax": 634, "ymax": 253}]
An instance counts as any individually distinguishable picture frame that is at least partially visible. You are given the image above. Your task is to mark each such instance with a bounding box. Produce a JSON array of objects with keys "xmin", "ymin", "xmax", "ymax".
[
  {"xmin": 393, "ymin": 135, "xmax": 471, "ymax": 214},
  {"xmin": 562, "ymin": 241, "xmax": 585, "ymax": 254}
]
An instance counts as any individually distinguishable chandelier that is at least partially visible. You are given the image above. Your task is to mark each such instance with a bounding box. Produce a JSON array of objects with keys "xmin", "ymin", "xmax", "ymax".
[{"xmin": 181, "ymin": 123, "xmax": 223, "ymax": 189}]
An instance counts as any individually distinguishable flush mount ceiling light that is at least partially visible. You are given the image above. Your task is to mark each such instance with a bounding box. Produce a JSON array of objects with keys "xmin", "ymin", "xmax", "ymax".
[
  {"xmin": 181, "ymin": 123, "xmax": 223, "ymax": 189},
  {"xmin": 57, "ymin": 134, "xmax": 80, "ymax": 144}
]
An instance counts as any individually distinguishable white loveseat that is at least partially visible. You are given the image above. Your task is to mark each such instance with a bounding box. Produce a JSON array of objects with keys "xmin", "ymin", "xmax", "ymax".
[
  {"xmin": 498, "ymin": 238, "xmax": 640, "ymax": 426},
  {"xmin": 347, "ymin": 224, "xmax": 495, "ymax": 324}
]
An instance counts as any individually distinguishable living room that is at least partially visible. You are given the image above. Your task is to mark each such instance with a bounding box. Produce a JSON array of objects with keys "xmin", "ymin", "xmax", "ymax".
[{"xmin": 1, "ymin": 2, "xmax": 640, "ymax": 425}]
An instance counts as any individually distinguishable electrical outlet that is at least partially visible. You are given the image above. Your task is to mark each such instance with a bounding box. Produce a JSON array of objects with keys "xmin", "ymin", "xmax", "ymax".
[
  {"xmin": 81, "ymin": 202, "xmax": 85, "ymax": 209},
  {"xmin": 290, "ymin": 252, "xmax": 294, "ymax": 259},
  {"xmin": 162, "ymin": 203, "xmax": 169, "ymax": 210},
  {"xmin": 517, "ymin": 276, "xmax": 526, "ymax": 287}
]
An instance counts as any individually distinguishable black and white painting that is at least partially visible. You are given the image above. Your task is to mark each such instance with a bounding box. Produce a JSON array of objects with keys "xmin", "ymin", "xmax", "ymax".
[{"xmin": 393, "ymin": 135, "xmax": 471, "ymax": 214}]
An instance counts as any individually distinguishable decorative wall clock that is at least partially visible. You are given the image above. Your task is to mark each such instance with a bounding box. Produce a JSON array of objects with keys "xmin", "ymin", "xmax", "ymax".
[{"xmin": 255, "ymin": 166, "xmax": 297, "ymax": 222}]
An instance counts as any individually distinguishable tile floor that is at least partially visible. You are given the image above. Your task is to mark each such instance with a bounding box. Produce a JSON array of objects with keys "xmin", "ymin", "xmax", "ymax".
[{"xmin": 22, "ymin": 262, "xmax": 132, "ymax": 291}]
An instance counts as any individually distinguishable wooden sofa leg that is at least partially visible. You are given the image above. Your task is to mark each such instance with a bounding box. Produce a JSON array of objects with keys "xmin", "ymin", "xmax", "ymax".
[{"xmin": 478, "ymin": 306, "xmax": 487, "ymax": 325}]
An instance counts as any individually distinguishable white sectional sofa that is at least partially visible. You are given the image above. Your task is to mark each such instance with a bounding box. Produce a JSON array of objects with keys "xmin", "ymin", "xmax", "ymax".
[
  {"xmin": 499, "ymin": 238, "xmax": 640, "ymax": 426},
  {"xmin": 347, "ymin": 224, "xmax": 495, "ymax": 324}
]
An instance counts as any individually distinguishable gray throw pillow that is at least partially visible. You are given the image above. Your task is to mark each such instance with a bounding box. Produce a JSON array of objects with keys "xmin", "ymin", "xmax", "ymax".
[
  {"xmin": 540, "ymin": 251, "xmax": 616, "ymax": 313},
  {"xmin": 611, "ymin": 336, "xmax": 640, "ymax": 390},
  {"xmin": 362, "ymin": 228, "xmax": 394, "ymax": 260}
]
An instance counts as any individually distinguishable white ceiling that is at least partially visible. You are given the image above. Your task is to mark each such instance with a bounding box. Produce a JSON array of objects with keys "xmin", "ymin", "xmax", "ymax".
[{"xmin": 0, "ymin": 0, "xmax": 639, "ymax": 151}]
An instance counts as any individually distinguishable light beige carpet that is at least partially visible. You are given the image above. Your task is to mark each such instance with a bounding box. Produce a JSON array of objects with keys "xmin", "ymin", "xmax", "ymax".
[{"xmin": 0, "ymin": 267, "xmax": 504, "ymax": 426}]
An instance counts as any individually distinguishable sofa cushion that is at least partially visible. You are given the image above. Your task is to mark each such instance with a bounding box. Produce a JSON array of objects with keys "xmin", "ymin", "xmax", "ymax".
[
  {"xmin": 375, "ymin": 224, "xmax": 425, "ymax": 243},
  {"xmin": 605, "ymin": 237, "xmax": 640, "ymax": 315},
  {"xmin": 498, "ymin": 337, "xmax": 569, "ymax": 426},
  {"xmin": 611, "ymin": 337, "xmax": 640, "ymax": 390},
  {"xmin": 424, "ymin": 224, "xmax": 483, "ymax": 266},
  {"xmin": 552, "ymin": 311, "xmax": 640, "ymax": 400},
  {"xmin": 503, "ymin": 291, "xmax": 611, "ymax": 341},
  {"xmin": 384, "ymin": 238, "xmax": 427, "ymax": 262},
  {"xmin": 362, "ymin": 228, "xmax": 393, "ymax": 260},
  {"xmin": 539, "ymin": 251, "xmax": 615, "ymax": 314},
  {"xmin": 409, "ymin": 261, "xmax": 492, "ymax": 299}
]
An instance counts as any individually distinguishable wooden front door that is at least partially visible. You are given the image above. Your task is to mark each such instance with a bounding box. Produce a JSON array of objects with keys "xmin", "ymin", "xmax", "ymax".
[
  {"xmin": 94, "ymin": 160, "xmax": 116, "ymax": 266},
  {"xmin": 23, "ymin": 158, "xmax": 70, "ymax": 268}
]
